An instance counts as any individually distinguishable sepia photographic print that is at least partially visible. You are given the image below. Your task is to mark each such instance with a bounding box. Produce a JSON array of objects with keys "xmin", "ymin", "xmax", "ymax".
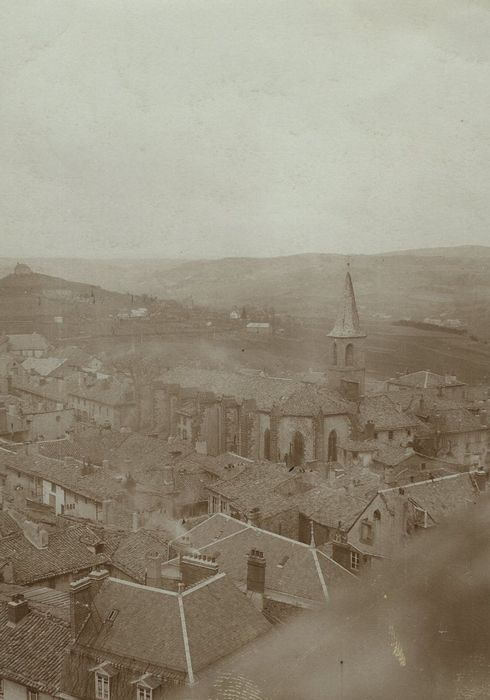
[{"xmin": 1, "ymin": 1, "xmax": 489, "ymax": 699}]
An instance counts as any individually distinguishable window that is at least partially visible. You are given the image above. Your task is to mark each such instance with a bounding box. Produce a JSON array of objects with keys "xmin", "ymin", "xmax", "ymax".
[
  {"xmin": 27, "ymin": 691, "xmax": 39, "ymax": 700},
  {"xmin": 50, "ymin": 482, "xmax": 56, "ymax": 493},
  {"xmin": 327, "ymin": 430, "xmax": 337, "ymax": 462},
  {"xmin": 332, "ymin": 341, "xmax": 338, "ymax": 366},
  {"xmin": 0, "ymin": 678, "xmax": 3, "ymax": 697},
  {"xmin": 350, "ymin": 551, "xmax": 360, "ymax": 571},
  {"xmin": 96, "ymin": 673, "xmax": 110, "ymax": 700},
  {"xmin": 388, "ymin": 431, "xmax": 394, "ymax": 441},
  {"xmin": 360, "ymin": 519, "xmax": 374, "ymax": 544},
  {"xmin": 137, "ymin": 687, "xmax": 152, "ymax": 700},
  {"xmin": 373, "ymin": 509, "xmax": 381, "ymax": 521},
  {"xmin": 345, "ymin": 343, "xmax": 354, "ymax": 366}
]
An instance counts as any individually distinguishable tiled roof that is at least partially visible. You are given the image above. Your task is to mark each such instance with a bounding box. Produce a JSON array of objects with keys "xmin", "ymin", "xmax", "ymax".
[
  {"xmin": 378, "ymin": 472, "xmax": 479, "ymax": 525},
  {"xmin": 208, "ymin": 463, "xmax": 300, "ymax": 517},
  {"xmin": 21, "ymin": 357, "xmax": 67, "ymax": 377},
  {"xmin": 0, "ymin": 601, "xmax": 70, "ymax": 693},
  {"xmin": 296, "ymin": 486, "xmax": 370, "ymax": 530},
  {"xmin": 54, "ymin": 345, "xmax": 98, "ymax": 368},
  {"xmin": 41, "ymin": 426, "xmax": 131, "ymax": 464},
  {"xmin": 358, "ymin": 394, "xmax": 418, "ymax": 431},
  {"xmin": 0, "ymin": 511, "xmax": 21, "ymax": 538},
  {"xmin": 111, "ymin": 529, "xmax": 169, "ymax": 583},
  {"xmin": 170, "ymin": 514, "xmax": 355, "ymax": 604},
  {"xmin": 276, "ymin": 384, "xmax": 351, "ymax": 417},
  {"xmin": 373, "ymin": 444, "xmax": 414, "ymax": 467},
  {"xmin": 0, "ymin": 584, "xmax": 70, "ymax": 622},
  {"xmin": 328, "ymin": 271, "xmax": 365, "ymax": 339},
  {"xmin": 7, "ymin": 333, "xmax": 49, "ymax": 351},
  {"xmin": 157, "ymin": 367, "xmax": 303, "ymax": 410},
  {"xmin": 0, "ymin": 524, "xmax": 109, "ymax": 584},
  {"xmin": 429, "ymin": 408, "xmax": 487, "ymax": 434},
  {"xmin": 76, "ymin": 574, "xmax": 271, "ymax": 675},
  {"xmin": 65, "ymin": 376, "xmax": 135, "ymax": 406},
  {"xmin": 0, "ymin": 451, "xmax": 126, "ymax": 501},
  {"xmin": 389, "ymin": 370, "xmax": 465, "ymax": 389}
]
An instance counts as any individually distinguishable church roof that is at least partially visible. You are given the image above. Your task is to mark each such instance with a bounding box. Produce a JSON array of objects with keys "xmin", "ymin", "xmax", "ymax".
[{"xmin": 328, "ymin": 270, "xmax": 366, "ymax": 339}]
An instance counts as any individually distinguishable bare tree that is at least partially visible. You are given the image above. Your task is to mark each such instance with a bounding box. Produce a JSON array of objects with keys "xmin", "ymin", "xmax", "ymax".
[{"xmin": 112, "ymin": 350, "xmax": 162, "ymax": 430}]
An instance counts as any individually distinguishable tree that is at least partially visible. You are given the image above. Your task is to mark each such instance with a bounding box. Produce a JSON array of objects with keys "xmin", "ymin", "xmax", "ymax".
[{"xmin": 111, "ymin": 350, "xmax": 163, "ymax": 430}]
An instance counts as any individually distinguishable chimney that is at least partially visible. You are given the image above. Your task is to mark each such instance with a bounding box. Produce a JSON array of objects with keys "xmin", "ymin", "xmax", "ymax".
[
  {"xmin": 474, "ymin": 470, "xmax": 487, "ymax": 492},
  {"xmin": 88, "ymin": 568, "xmax": 109, "ymax": 594},
  {"xmin": 247, "ymin": 507, "xmax": 261, "ymax": 528},
  {"xmin": 69, "ymin": 577, "xmax": 92, "ymax": 640},
  {"xmin": 7, "ymin": 593, "xmax": 29, "ymax": 626},
  {"xmin": 25, "ymin": 442, "xmax": 39, "ymax": 456},
  {"xmin": 131, "ymin": 511, "xmax": 141, "ymax": 533},
  {"xmin": 180, "ymin": 554, "xmax": 218, "ymax": 588},
  {"xmin": 145, "ymin": 552, "xmax": 164, "ymax": 588},
  {"xmin": 364, "ymin": 420, "xmax": 375, "ymax": 440},
  {"xmin": 246, "ymin": 549, "xmax": 266, "ymax": 595}
]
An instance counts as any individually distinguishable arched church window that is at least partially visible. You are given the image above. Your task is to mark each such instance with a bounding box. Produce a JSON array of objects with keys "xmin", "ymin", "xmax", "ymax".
[
  {"xmin": 291, "ymin": 431, "xmax": 305, "ymax": 466},
  {"xmin": 332, "ymin": 342, "xmax": 338, "ymax": 366},
  {"xmin": 373, "ymin": 509, "xmax": 381, "ymax": 521},
  {"xmin": 345, "ymin": 343, "xmax": 354, "ymax": 366},
  {"xmin": 263, "ymin": 428, "xmax": 271, "ymax": 460},
  {"xmin": 327, "ymin": 430, "xmax": 337, "ymax": 462}
]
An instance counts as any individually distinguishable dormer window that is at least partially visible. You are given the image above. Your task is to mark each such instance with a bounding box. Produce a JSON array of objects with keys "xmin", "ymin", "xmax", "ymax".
[
  {"xmin": 95, "ymin": 673, "xmax": 110, "ymax": 700},
  {"xmin": 27, "ymin": 690, "xmax": 39, "ymax": 700},
  {"xmin": 90, "ymin": 662, "xmax": 117, "ymax": 700}
]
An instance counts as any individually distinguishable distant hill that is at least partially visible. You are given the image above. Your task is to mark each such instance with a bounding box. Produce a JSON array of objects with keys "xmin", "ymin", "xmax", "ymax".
[
  {"xmin": 0, "ymin": 266, "xmax": 146, "ymax": 338},
  {"xmin": 1, "ymin": 246, "xmax": 489, "ymax": 336}
]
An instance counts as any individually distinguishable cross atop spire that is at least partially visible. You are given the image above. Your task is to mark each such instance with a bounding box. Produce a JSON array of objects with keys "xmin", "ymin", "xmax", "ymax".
[{"xmin": 328, "ymin": 265, "xmax": 366, "ymax": 338}]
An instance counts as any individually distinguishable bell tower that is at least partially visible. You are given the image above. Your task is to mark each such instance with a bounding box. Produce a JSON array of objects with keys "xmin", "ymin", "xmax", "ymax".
[{"xmin": 327, "ymin": 265, "xmax": 366, "ymax": 396}]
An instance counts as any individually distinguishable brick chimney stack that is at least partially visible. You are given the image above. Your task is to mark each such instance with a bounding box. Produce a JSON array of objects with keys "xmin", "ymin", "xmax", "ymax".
[
  {"xmin": 180, "ymin": 554, "xmax": 218, "ymax": 588},
  {"xmin": 364, "ymin": 420, "xmax": 375, "ymax": 440},
  {"xmin": 69, "ymin": 577, "xmax": 93, "ymax": 640},
  {"xmin": 7, "ymin": 593, "xmax": 29, "ymax": 626},
  {"xmin": 247, "ymin": 549, "xmax": 266, "ymax": 594},
  {"xmin": 145, "ymin": 552, "xmax": 164, "ymax": 588}
]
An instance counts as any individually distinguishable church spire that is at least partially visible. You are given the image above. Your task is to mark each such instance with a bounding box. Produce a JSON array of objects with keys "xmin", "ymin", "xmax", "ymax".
[{"xmin": 329, "ymin": 264, "xmax": 365, "ymax": 338}]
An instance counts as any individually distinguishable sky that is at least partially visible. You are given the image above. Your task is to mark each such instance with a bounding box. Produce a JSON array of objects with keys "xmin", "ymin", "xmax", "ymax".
[{"xmin": 1, "ymin": 0, "xmax": 489, "ymax": 259}]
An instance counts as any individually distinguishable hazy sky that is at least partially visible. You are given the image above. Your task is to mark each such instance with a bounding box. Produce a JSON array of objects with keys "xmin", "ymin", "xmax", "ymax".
[{"xmin": 1, "ymin": 1, "xmax": 489, "ymax": 259}]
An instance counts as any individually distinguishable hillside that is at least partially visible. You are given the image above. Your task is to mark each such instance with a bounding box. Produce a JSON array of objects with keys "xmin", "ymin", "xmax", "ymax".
[
  {"xmin": 1, "ymin": 246, "xmax": 489, "ymax": 337},
  {"xmin": 0, "ymin": 267, "xmax": 147, "ymax": 338}
]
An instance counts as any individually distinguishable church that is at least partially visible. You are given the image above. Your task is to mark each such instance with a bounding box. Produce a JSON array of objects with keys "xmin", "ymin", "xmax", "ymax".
[{"xmin": 152, "ymin": 269, "xmax": 416, "ymax": 464}]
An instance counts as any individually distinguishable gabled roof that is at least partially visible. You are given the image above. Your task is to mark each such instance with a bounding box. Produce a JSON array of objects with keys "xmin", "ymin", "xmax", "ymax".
[
  {"xmin": 65, "ymin": 376, "xmax": 135, "ymax": 406},
  {"xmin": 0, "ymin": 511, "xmax": 21, "ymax": 538},
  {"xmin": 358, "ymin": 394, "xmax": 418, "ymax": 431},
  {"xmin": 76, "ymin": 574, "xmax": 271, "ymax": 676},
  {"xmin": 389, "ymin": 370, "xmax": 465, "ymax": 389},
  {"xmin": 170, "ymin": 514, "xmax": 355, "ymax": 605},
  {"xmin": 156, "ymin": 367, "xmax": 303, "ymax": 411},
  {"xmin": 276, "ymin": 384, "xmax": 351, "ymax": 417},
  {"xmin": 0, "ymin": 600, "xmax": 70, "ymax": 693},
  {"xmin": 207, "ymin": 463, "xmax": 302, "ymax": 517},
  {"xmin": 374, "ymin": 472, "xmax": 480, "ymax": 526},
  {"xmin": 111, "ymin": 529, "xmax": 169, "ymax": 583},
  {"xmin": 296, "ymin": 486, "xmax": 370, "ymax": 530},
  {"xmin": 7, "ymin": 333, "xmax": 49, "ymax": 351},
  {"xmin": 0, "ymin": 524, "xmax": 109, "ymax": 585},
  {"xmin": 328, "ymin": 271, "xmax": 365, "ymax": 339},
  {"xmin": 0, "ymin": 451, "xmax": 126, "ymax": 502},
  {"xmin": 21, "ymin": 357, "xmax": 67, "ymax": 377}
]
